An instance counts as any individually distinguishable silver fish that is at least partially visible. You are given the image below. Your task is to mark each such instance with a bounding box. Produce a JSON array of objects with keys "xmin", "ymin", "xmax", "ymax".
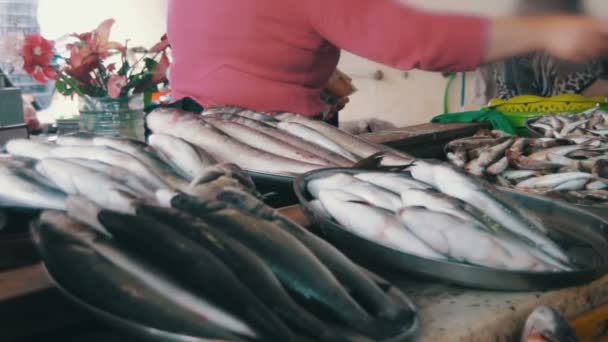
[
  {"xmin": 63, "ymin": 158, "xmax": 158, "ymax": 199},
  {"xmin": 446, "ymin": 151, "xmax": 467, "ymax": 168},
  {"xmin": 501, "ymin": 169, "xmax": 541, "ymax": 181},
  {"xmin": 308, "ymin": 173, "xmax": 402, "ymax": 212},
  {"xmin": 147, "ymin": 109, "xmax": 320, "ymax": 175},
  {"xmin": 49, "ymin": 145, "xmax": 169, "ymax": 189},
  {"xmin": 0, "ymin": 164, "xmax": 66, "ymax": 210},
  {"xmin": 486, "ymin": 156, "xmax": 510, "ymax": 175},
  {"xmin": 35, "ymin": 159, "xmax": 139, "ymax": 213},
  {"xmin": 282, "ymin": 115, "xmax": 413, "ymax": 166},
  {"xmin": 516, "ymin": 172, "xmax": 592, "ymax": 189},
  {"xmin": 465, "ymin": 139, "xmax": 514, "ymax": 176},
  {"xmin": 408, "ymin": 160, "xmax": 570, "ymax": 264},
  {"xmin": 319, "ymin": 190, "xmax": 444, "ymax": 260},
  {"xmin": 397, "ymin": 207, "xmax": 554, "ymax": 271},
  {"xmin": 553, "ymin": 178, "xmax": 589, "ymax": 191},
  {"xmin": 560, "ymin": 119, "xmax": 589, "ymax": 136},
  {"xmin": 586, "ymin": 180, "xmax": 608, "ymax": 190},
  {"xmin": 206, "ymin": 118, "xmax": 335, "ymax": 166},
  {"xmin": 277, "ymin": 122, "xmax": 358, "ymax": 162},
  {"xmin": 309, "ymin": 199, "xmax": 331, "ymax": 219},
  {"xmin": 528, "ymin": 144, "xmax": 588, "ymax": 161},
  {"xmin": 5, "ymin": 139, "xmax": 55, "ymax": 159},
  {"xmin": 354, "ymin": 172, "xmax": 432, "ymax": 193},
  {"xmin": 202, "ymin": 113, "xmax": 354, "ymax": 167},
  {"xmin": 148, "ymin": 133, "xmax": 218, "ymax": 180},
  {"xmin": 400, "ymin": 189, "xmax": 485, "ymax": 226},
  {"xmin": 91, "ymin": 136, "xmax": 190, "ymax": 191}
]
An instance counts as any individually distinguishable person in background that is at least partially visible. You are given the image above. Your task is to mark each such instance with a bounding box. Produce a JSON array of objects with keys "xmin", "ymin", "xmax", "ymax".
[
  {"xmin": 478, "ymin": 0, "xmax": 608, "ymax": 102},
  {"xmin": 168, "ymin": 0, "xmax": 608, "ymax": 125}
]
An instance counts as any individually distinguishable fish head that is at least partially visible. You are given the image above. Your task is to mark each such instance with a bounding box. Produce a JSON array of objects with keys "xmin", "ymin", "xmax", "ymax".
[
  {"xmin": 216, "ymin": 187, "xmax": 267, "ymax": 213},
  {"xmin": 521, "ymin": 306, "xmax": 577, "ymax": 342}
]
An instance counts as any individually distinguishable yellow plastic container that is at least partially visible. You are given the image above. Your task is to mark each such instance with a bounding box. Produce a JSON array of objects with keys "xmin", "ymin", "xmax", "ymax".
[{"xmin": 487, "ymin": 94, "xmax": 608, "ymax": 135}]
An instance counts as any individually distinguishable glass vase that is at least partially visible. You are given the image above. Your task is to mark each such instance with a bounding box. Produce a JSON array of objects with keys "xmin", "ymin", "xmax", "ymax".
[{"xmin": 78, "ymin": 94, "xmax": 145, "ymax": 141}]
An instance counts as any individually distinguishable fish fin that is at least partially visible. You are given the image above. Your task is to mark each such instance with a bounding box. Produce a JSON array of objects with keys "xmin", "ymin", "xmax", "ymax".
[{"xmin": 353, "ymin": 152, "xmax": 412, "ymax": 171}]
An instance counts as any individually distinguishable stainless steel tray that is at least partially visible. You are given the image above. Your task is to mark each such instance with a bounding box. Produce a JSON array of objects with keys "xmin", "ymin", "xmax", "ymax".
[{"xmin": 294, "ymin": 168, "xmax": 608, "ymax": 291}]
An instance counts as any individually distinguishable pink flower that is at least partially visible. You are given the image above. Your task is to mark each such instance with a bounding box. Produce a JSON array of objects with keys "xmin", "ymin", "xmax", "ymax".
[
  {"xmin": 106, "ymin": 63, "xmax": 116, "ymax": 72},
  {"xmin": 149, "ymin": 34, "xmax": 170, "ymax": 53},
  {"xmin": 151, "ymin": 51, "xmax": 170, "ymax": 84},
  {"xmin": 65, "ymin": 19, "xmax": 125, "ymax": 85},
  {"xmin": 107, "ymin": 74, "xmax": 127, "ymax": 98}
]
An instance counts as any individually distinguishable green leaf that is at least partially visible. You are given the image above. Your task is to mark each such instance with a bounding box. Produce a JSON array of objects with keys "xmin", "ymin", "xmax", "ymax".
[
  {"xmin": 144, "ymin": 58, "xmax": 158, "ymax": 71},
  {"xmin": 118, "ymin": 61, "xmax": 130, "ymax": 76}
]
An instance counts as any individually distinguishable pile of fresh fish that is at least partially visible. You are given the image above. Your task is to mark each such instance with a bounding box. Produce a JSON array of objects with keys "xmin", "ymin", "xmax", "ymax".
[
  {"xmin": 528, "ymin": 107, "xmax": 608, "ymax": 139},
  {"xmin": 445, "ymin": 130, "xmax": 608, "ymax": 206},
  {"xmin": 146, "ymin": 107, "xmax": 413, "ymax": 176},
  {"xmin": 32, "ymin": 188, "xmax": 415, "ymax": 341},
  {"xmin": 0, "ymin": 135, "xmax": 415, "ymax": 340},
  {"xmin": 306, "ymin": 165, "xmax": 574, "ymax": 272},
  {"xmin": 0, "ymin": 134, "xmax": 256, "ymax": 212}
]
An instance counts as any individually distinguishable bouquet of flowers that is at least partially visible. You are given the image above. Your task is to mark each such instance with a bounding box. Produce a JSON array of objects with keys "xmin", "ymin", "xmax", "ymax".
[{"xmin": 21, "ymin": 18, "xmax": 170, "ymax": 101}]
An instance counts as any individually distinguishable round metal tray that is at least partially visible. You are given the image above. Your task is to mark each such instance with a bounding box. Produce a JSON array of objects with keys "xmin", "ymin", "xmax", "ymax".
[
  {"xmin": 294, "ymin": 168, "xmax": 608, "ymax": 291},
  {"xmin": 246, "ymin": 170, "xmax": 299, "ymax": 208},
  {"xmin": 41, "ymin": 229, "xmax": 419, "ymax": 342}
]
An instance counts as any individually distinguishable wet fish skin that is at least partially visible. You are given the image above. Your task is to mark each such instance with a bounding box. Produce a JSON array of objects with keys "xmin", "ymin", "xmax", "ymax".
[
  {"xmin": 400, "ymin": 189, "xmax": 486, "ymax": 226},
  {"xmin": 407, "ymin": 160, "xmax": 570, "ymax": 264},
  {"xmin": 5, "ymin": 139, "xmax": 55, "ymax": 159},
  {"xmin": 202, "ymin": 113, "xmax": 354, "ymax": 167},
  {"xmin": 308, "ymin": 173, "xmax": 402, "ymax": 212},
  {"xmin": 506, "ymin": 150, "xmax": 563, "ymax": 171},
  {"xmin": 465, "ymin": 139, "xmax": 513, "ymax": 176},
  {"xmin": 397, "ymin": 207, "xmax": 554, "ymax": 271},
  {"xmin": 55, "ymin": 132, "xmax": 96, "ymax": 146},
  {"xmin": 553, "ymin": 178, "xmax": 589, "ymax": 191},
  {"xmin": 147, "ymin": 109, "xmax": 320, "ymax": 175},
  {"xmin": 134, "ymin": 204, "xmax": 350, "ymax": 342},
  {"xmin": 281, "ymin": 115, "xmax": 413, "ymax": 166},
  {"xmin": 516, "ymin": 172, "xmax": 593, "ymax": 189},
  {"xmin": 528, "ymin": 144, "xmax": 590, "ymax": 161},
  {"xmin": 35, "ymin": 159, "xmax": 139, "ymax": 213},
  {"xmin": 168, "ymin": 193, "xmax": 381, "ymax": 337},
  {"xmin": 91, "ymin": 136, "xmax": 190, "ymax": 191},
  {"xmin": 213, "ymin": 188, "xmax": 411, "ymax": 322},
  {"xmin": 37, "ymin": 211, "xmax": 255, "ymax": 338},
  {"xmin": 354, "ymin": 172, "xmax": 433, "ymax": 193},
  {"xmin": 148, "ymin": 133, "xmax": 218, "ymax": 180},
  {"xmin": 319, "ymin": 190, "xmax": 445, "ymax": 261},
  {"xmin": 501, "ymin": 169, "xmax": 542, "ymax": 181},
  {"xmin": 206, "ymin": 118, "xmax": 336, "ymax": 166},
  {"xmin": 0, "ymin": 164, "xmax": 66, "ymax": 210},
  {"xmin": 49, "ymin": 145, "xmax": 169, "ymax": 189},
  {"xmin": 277, "ymin": 121, "xmax": 359, "ymax": 162},
  {"xmin": 63, "ymin": 158, "xmax": 157, "ymax": 199},
  {"xmin": 486, "ymin": 156, "xmax": 510, "ymax": 176},
  {"xmin": 97, "ymin": 210, "xmax": 296, "ymax": 341},
  {"xmin": 446, "ymin": 151, "xmax": 467, "ymax": 168},
  {"xmin": 34, "ymin": 219, "xmax": 247, "ymax": 341}
]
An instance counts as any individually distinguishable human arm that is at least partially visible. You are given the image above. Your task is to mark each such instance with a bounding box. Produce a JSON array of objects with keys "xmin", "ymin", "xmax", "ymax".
[{"xmin": 308, "ymin": 0, "xmax": 608, "ymax": 72}]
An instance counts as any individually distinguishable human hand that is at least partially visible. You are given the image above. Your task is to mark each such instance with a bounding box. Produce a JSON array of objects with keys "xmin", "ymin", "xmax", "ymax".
[
  {"xmin": 541, "ymin": 16, "xmax": 608, "ymax": 63},
  {"xmin": 324, "ymin": 97, "xmax": 349, "ymax": 121}
]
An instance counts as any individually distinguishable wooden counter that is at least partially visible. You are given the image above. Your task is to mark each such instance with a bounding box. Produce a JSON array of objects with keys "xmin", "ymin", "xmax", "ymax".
[
  {"xmin": 2, "ymin": 206, "xmax": 608, "ymax": 341},
  {"xmin": 363, "ymin": 122, "xmax": 490, "ymax": 159}
]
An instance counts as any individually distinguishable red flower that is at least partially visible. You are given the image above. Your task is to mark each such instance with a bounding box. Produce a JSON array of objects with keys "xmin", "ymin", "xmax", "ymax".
[
  {"xmin": 22, "ymin": 34, "xmax": 54, "ymax": 66},
  {"xmin": 107, "ymin": 63, "xmax": 116, "ymax": 72},
  {"xmin": 23, "ymin": 62, "xmax": 58, "ymax": 84},
  {"xmin": 107, "ymin": 74, "xmax": 127, "ymax": 99},
  {"xmin": 150, "ymin": 34, "xmax": 170, "ymax": 53}
]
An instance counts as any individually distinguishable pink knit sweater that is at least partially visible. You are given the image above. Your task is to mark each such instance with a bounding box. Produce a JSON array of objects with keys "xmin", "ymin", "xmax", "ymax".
[{"xmin": 167, "ymin": 0, "xmax": 489, "ymax": 116}]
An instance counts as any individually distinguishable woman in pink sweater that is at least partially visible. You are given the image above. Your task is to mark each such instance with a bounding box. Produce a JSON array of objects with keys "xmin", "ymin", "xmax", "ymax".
[{"xmin": 167, "ymin": 0, "xmax": 608, "ymax": 120}]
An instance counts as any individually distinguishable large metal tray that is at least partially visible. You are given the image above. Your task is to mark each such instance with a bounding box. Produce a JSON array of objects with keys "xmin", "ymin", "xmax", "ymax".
[
  {"xmin": 39, "ymin": 222, "xmax": 419, "ymax": 342},
  {"xmin": 294, "ymin": 168, "xmax": 608, "ymax": 291}
]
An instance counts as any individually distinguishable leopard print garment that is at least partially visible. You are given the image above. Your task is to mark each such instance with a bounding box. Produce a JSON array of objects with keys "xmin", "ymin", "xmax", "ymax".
[{"xmin": 494, "ymin": 53, "xmax": 605, "ymax": 100}]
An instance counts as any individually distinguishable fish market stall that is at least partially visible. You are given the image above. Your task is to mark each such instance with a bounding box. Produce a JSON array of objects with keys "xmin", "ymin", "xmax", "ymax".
[
  {"xmin": 1, "ymin": 105, "xmax": 608, "ymax": 341},
  {"xmin": 1, "ymin": 217, "xmax": 608, "ymax": 341}
]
